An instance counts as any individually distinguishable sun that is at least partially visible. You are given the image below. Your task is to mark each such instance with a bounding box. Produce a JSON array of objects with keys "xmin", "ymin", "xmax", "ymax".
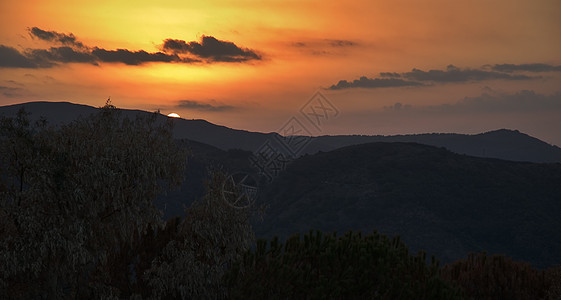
[{"xmin": 167, "ymin": 113, "xmax": 181, "ymax": 118}]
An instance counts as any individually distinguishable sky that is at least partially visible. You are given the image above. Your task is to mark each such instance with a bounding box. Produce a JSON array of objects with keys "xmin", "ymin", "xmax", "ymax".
[{"xmin": 1, "ymin": 0, "xmax": 561, "ymax": 145}]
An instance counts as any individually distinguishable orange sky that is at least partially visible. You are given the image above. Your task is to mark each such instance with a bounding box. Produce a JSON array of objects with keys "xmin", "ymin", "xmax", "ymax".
[{"xmin": 1, "ymin": 0, "xmax": 561, "ymax": 145}]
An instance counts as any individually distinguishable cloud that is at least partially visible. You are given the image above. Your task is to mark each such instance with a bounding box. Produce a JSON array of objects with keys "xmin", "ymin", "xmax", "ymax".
[
  {"xmin": 91, "ymin": 48, "xmax": 181, "ymax": 65},
  {"xmin": 326, "ymin": 39, "xmax": 355, "ymax": 47},
  {"xmin": 162, "ymin": 36, "xmax": 261, "ymax": 62},
  {"xmin": 0, "ymin": 45, "xmax": 37, "ymax": 68},
  {"xmin": 27, "ymin": 47, "xmax": 98, "ymax": 66},
  {"xmin": 328, "ymin": 64, "xmax": 541, "ymax": 89},
  {"xmin": 377, "ymin": 90, "xmax": 561, "ymax": 116},
  {"xmin": 403, "ymin": 65, "xmax": 534, "ymax": 82},
  {"xmin": 28, "ymin": 27, "xmax": 85, "ymax": 48},
  {"xmin": 290, "ymin": 38, "xmax": 357, "ymax": 56},
  {"xmin": 426, "ymin": 90, "xmax": 561, "ymax": 113},
  {"xmin": 0, "ymin": 86, "xmax": 24, "ymax": 98},
  {"xmin": 328, "ymin": 76, "xmax": 423, "ymax": 90},
  {"xmin": 1, "ymin": 27, "xmax": 262, "ymax": 68},
  {"xmin": 491, "ymin": 63, "xmax": 561, "ymax": 73},
  {"xmin": 176, "ymin": 100, "xmax": 235, "ymax": 112},
  {"xmin": 380, "ymin": 72, "xmax": 401, "ymax": 78}
]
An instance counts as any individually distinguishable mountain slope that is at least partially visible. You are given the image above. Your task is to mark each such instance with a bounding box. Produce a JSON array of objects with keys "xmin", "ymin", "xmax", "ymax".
[
  {"xmin": 0, "ymin": 101, "xmax": 276, "ymax": 151},
  {"xmin": 255, "ymin": 142, "xmax": 561, "ymax": 268},
  {"xmin": 2, "ymin": 101, "xmax": 561, "ymax": 163},
  {"xmin": 306, "ymin": 130, "xmax": 561, "ymax": 163}
]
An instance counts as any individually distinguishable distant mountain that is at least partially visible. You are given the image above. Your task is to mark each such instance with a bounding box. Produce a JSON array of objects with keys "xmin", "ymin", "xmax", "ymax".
[
  {"xmin": 306, "ymin": 130, "xmax": 561, "ymax": 163},
  {"xmin": 255, "ymin": 142, "xmax": 561, "ymax": 269},
  {"xmin": 2, "ymin": 101, "xmax": 561, "ymax": 163}
]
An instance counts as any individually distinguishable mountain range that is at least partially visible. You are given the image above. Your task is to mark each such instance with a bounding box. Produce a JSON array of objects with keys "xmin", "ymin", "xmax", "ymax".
[
  {"xmin": 1, "ymin": 101, "xmax": 561, "ymax": 163},
  {"xmin": 2, "ymin": 101, "xmax": 561, "ymax": 269}
]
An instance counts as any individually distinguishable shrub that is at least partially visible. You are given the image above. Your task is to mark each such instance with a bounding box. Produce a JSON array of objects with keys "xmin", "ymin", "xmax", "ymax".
[{"xmin": 226, "ymin": 230, "xmax": 462, "ymax": 299}]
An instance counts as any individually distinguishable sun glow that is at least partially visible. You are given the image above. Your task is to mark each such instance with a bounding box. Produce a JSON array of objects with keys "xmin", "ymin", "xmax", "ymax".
[{"xmin": 167, "ymin": 113, "xmax": 181, "ymax": 118}]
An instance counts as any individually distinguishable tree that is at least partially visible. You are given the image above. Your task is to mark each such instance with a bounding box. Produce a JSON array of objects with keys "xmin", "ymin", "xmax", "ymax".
[
  {"xmin": 144, "ymin": 170, "xmax": 255, "ymax": 299},
  {"xmin": 0, "ymin": 103, "xmax": 186, "ymax": 298},
  {"xmin": 226, "ymin": 230, "xmax": 463, "ymax": 299},
  {"xmin": 441, "ymin": 252, "xmax": 559, "ymax": 300}
]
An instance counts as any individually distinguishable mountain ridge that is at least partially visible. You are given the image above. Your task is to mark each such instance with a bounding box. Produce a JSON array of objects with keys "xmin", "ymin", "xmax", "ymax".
[{"xmin": 1, "ymin": 101, "xmax": 561, "ymax": 163}]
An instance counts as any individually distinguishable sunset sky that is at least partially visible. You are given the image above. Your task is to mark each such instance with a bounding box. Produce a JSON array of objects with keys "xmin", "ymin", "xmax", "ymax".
[{"xmin": 1, "ymin": 0, "xmax": 561, "ymax": 145}]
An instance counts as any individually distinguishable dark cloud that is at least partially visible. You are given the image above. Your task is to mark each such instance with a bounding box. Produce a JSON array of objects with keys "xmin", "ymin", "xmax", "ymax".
[
  {"xmin": 91, "ymin": 48, "xmax": 180, "ymax": 65},
  {"xmin": 0, "ymin": 45, "xmax": 37, "ymax": 68},
  {"xmin": 326, "ymin": 39, "xmax": 355, "ymax": 47},
  {"xmin": 380, "ymin": 72, "xmax": 401, "ymax": 78},
  {"xmin": 403, "ymin": 65, "xmax": 534, "ymax": 82},
  {"xmin": 329, "ymin": 64, "xmax": 542, "ymax": 89},
  {"xmin": 27, "ymin": 47, "xmax": 98, "ymax": 66},
  {"xmin": 28, "ymin": 27, "xmax": 85, "ymax": 48},
  {"xmin": 492, "ymin": 63, "xmax": 561, "ymax": 73},
  {"xmin": 328, "ymin": 76, "xmax": 423, "ymax": 90},
  {"xmin": 0, "ymin": 86, "xmax": 24, "ymax": 98},
  {"xmin": 162, "ymin": 36, "xmax": 261, "ymax": 62},
  {"xmin": 2, "ymin": 27, "xmax": 261, "ymax": 68},
  {"xmin": 292, "ymin": 39, "xmax": 356, "ymax": 48},
  {"xmin": 176, "ymin": 100, "xmax": 235, "ymax": 112}
]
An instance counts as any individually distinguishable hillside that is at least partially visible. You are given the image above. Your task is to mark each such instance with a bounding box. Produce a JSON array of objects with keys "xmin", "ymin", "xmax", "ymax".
[
  {"xmin": 255, "ymin": 142, "xmax": 561, "ymax": 269},
  {"xmin": 307, "ymin": 130, "xmax": 561, "ymax": 163},
  {"xmin": 2, "ymin": 101, "xmax": 561, "ymax": 163}
]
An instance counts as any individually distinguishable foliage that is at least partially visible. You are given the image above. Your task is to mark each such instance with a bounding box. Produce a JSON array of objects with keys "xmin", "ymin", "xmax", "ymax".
[
  {"xmin": 144, "ymin": 170, "xmax": 255, "ymax": 299},
  {"xmin": 226, "ymin": 230, "xmax": 463, "ymax": 299},
  {"xmin": 441, "ymin": 252, "xmax": 561, "ymax": 300},
  {"xmin": 0, "ymin": 103, "xmax": 186, "ymax": 298}
]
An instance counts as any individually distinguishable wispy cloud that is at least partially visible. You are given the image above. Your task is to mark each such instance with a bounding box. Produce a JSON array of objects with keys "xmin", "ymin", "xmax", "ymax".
[
  {"xmin": 328, "ymin": 64, "xmax": 542, "ymax": 90},
  {"xmin": 403, "ymin": 65, "xmax": 534, "ymax": 82},
  {"xmin": 290, "ymin": 38, "xmax": 357, "ymax": 56},
  {"xmin": 28, "ymin": 27, "xmax": 86, "ymax": 48},
  {"xmin": 491, "ymin": 63, "xmax": 561, "ymax": 73},
  {"xmin": 329, "ymin": 77, "xmax": 422, "ymax": 90},
  {"xmin": 436, "ymin": 90, "xmax": 561, "ymax": 113},
  {"xmin": 0, "ymin": 86, "xmax": 24, "ymax": 98},
  {"xmin": 387, "ymin": 90, "xmax": 561, "ymax": 114},
  {"xmin": 176, "ymin": 100, "xmax": 235, "ymax": 112}
]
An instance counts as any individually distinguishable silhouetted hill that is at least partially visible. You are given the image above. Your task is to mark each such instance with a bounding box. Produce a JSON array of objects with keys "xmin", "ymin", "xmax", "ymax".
[
  {"xmin": 0, "ymin": 101, "xmax": 275, "ymax": 151},
  {"xmin": 255, "ymin": 142, "xmax": 561, "ymax": 269},
  {"xmin": 306, "ymin": 130, "xmax": 561, "ymax": 163},
  {"xmin": 2, "ymin": 101, "xmax": 561, "ymax": 163}
]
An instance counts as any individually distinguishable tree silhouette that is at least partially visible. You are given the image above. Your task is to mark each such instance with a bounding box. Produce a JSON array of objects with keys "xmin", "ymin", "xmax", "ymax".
[{"xmin": 0, "ymin": 103, "xmax": 186, "ymax": 298}]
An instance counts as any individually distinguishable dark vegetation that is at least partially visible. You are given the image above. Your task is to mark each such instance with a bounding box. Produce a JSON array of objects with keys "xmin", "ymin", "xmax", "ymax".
[
  {"xmin": 226, "ymin": 230, "xmax": 463, "ymax": 299},
  {"xmin": 1, "ymin": 103, "xmax": 560, "ymax": 298}
]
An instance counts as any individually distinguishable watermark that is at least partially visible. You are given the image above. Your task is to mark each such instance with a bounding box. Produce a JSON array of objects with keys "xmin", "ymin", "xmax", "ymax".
[
  {"xmin": 221, "ymin": 172, "xmax": 260, "ymax": 209},
  {"xmin": 299, "ymin": 91, "xmax": 339, "ymax": 131},
  {"xmin": 250, "ymin": 90, "xmax": 339, "ymax": 183},
  {"xmin": 220, "ymin": 91, "xmax": 338, "ymax": 208}
]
